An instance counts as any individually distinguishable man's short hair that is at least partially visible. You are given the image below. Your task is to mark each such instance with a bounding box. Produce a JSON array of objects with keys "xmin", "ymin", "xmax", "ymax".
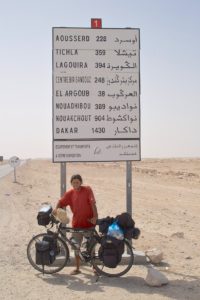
[{"xmin": 70, "ymin": 174, "xmax": 83, "ymax": 184}]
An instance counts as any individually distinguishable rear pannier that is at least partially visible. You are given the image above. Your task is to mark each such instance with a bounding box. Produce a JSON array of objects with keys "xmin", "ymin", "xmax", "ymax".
[{"xmin": 98, "ymin": 236, "xmax": 124, "ymax": 268}]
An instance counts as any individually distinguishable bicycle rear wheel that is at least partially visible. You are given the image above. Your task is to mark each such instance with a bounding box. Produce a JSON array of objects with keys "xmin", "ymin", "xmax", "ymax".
[
  {"xmin": 90, "ymin": 239, "xmax": 134, "ymax": 277},
  {"xmin": 27, "ymin": 233, "xmax": 69, "ymax": 274}
]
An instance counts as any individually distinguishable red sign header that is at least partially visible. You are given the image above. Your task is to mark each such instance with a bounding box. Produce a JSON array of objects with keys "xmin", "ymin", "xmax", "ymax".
[{"xmin": 91, "ymin": 18, "xmax": 102, "ymax": 28}]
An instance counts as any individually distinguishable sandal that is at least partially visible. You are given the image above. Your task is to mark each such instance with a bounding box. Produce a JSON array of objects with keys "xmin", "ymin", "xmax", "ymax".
[
  {"xmin": 70, "ymin": 269, "xmax": 81, "ymax": 275},
  {"xmin": 92, "ymin": 268, "xmax": 98, "ymax": 275}
]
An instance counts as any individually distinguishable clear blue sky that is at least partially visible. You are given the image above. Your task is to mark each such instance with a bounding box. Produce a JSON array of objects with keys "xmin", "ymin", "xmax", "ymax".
[{"xmin": 0, "ymin": 0, "xmax": 200, "ymax": 159}]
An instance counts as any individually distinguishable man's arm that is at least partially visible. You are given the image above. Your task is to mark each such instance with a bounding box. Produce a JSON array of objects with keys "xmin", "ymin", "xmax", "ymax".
[
  {"xmin": 89, "ymin": 202, "xmax": 98, "ymax": 225},
  {"xmin": 52, "ymin": 192, "xmax": 68, "ymax": 215},
  {"xmin": 52, "ymin": 201, "xmax": 61, "ymax": 215}
]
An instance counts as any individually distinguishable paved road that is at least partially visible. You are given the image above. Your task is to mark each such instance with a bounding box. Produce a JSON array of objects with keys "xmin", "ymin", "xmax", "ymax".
[{"xmin": 0, "ymin": 161, "xmax": 26, "ymax": 179}]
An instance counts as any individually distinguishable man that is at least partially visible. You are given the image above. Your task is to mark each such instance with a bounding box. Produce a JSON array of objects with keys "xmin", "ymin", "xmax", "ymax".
[{"xmin": 53, "ymin": 174, "xmax": 98, "ymax": 275}]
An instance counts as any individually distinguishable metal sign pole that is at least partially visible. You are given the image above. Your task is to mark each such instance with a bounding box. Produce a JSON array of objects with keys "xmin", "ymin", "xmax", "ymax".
[
  {"xmin": 9, "ymin": 156, "xmax": 20, "ymax": 183},
  {"xmin": 14, "ymin": 167, "xmax": 17, "ymax": 183},
  {"xmin": 126, "ymin": 160, "xmax": 132, "ymax": 251},
  {"xmin": 126, "ymin": 161, "xmax": 132, "ymax": 215},
  {"xmin": 60, "ymin": 162, "xmax": 66, "ymax": 197},
  {"xmin": 60, "ymin": 162, "xmax": 67, "ymax": 234}
]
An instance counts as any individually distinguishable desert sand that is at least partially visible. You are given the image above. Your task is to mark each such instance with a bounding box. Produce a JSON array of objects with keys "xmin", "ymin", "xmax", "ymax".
[{"xmin": 0, "ymin": 158, "xmax": 200, "ymax": 300}]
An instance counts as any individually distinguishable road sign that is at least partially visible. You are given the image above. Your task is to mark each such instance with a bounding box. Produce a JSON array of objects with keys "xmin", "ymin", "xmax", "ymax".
[
  {"xmin": 52, "ymin": 27, "xmax": 141, "ymax": 162},
  {"xmin": 9, "ymin": 156, "xmax": 20, "ymax": 168}
]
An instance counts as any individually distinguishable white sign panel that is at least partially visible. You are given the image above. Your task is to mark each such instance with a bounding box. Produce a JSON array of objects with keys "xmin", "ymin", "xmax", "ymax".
[
  {"xmin": 54, "ymin": 140, "xmax": 140, "ymax": 162},
  {"xmin": 52, "ymin": 27, "xmax": 140, "ymax": 162}
]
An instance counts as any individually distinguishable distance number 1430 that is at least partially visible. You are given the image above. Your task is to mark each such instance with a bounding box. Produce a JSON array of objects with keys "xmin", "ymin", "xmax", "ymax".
[{"xmin": 92, "ymin": 127, "xmax": 105, "ymax": 134}]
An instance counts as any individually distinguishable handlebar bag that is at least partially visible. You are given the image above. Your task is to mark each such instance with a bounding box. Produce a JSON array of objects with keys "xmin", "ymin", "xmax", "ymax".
[{"xmin": 37, "ymin": 205, "xmax": 52, "ymax": 226}]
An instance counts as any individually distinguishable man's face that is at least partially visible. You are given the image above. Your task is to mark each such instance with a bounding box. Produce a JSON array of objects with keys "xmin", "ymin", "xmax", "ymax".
[{"xmin": 71, "ymin": 179, "xmax": 82, "ymax": 190}]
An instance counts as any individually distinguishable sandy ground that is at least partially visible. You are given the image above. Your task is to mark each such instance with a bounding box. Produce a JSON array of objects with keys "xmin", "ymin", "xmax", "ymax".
[{"xmin": 0, "ymin": 158, "xmax": 200, "ymax": 300}]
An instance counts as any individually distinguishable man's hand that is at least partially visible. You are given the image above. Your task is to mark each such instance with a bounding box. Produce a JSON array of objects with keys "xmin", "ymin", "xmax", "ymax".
[
  {"xmin": 89, "ymin": 216, "xmax": 97, "ymax": 225},
  {"xmin": 52, "ymin": 208, "xmax": 57, "ymax": 216}
]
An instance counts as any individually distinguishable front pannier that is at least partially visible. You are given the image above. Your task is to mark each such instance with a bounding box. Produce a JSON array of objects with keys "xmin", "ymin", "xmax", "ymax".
[
  {"xmin": 98, "ymin": 236, "xmax": 124, "ymax": 268},
  {"xmin": 35, "ymin": 233, "xmax": 59, "ymax": 268},
  {"xmin": 35, "ymin": 240, "xmax": 51, "ymax": 265},
  {"xmin": 42, "ymin": 234, "xmax": 59, "ymax": 262},
  {"xmin": 37, "ymin": 204, "xmax": 52, "ymax": 226}
]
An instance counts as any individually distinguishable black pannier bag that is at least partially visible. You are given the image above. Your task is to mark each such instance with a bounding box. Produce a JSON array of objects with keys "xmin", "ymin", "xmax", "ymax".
[
  {"xmin": 123, "ymin": 227, "xmax": 141, "ymax": 239},
  {"xmin": 42, "ymin": 234, "xmax": 59, "ymax": 262},
  {"xmin": 132, "ymin": 227, "xmax": 141, "ymax": 239},
  {"xmin": 115, "ymin": 212, "xmax": 135, "ymax": 230},
  {"xmin": 98, "ymin": 236, "xmax": 124, "ymax": 268},
  {"xmin": 37, "ymin": 204, "xmax": 52, "ymax": 226},
  {"xmin": 35, "ymin": 240, "xmax": 51, "ymax": 265},
  {"xmin": 98, "ymin": 217, "xmax": 114, "ymax": 234},
  {"xmin": 115, "ymin": 212, "xmax": 141, "ymax": 240}
]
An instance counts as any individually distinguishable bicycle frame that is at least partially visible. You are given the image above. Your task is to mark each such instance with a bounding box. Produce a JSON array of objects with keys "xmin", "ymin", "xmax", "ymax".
[{"xmin": 46, "ymin": 221, "xmax": 99, "ymax": 262}]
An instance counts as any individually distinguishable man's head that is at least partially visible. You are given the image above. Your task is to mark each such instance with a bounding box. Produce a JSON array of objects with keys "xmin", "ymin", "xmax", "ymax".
[{"xmin": 70, "ymin": 174, "xmax": 83, "ymax": 190}]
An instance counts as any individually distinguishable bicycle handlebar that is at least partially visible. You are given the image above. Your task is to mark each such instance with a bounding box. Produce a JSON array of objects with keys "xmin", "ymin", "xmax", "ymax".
[
  {"xmin": 49, "ymin": 213, "xmax": 99, "ymax": 234},
  {"xmin": 50, "ymin": 213, "xmax": 104, "ymax": 228}
]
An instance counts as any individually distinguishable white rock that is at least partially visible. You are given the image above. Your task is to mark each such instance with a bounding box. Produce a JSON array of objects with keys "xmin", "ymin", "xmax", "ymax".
[
  {"xmin": 145, "ymin": 267, "xmax": 169, "ymax": 287},
  {"xmin": 145, "ymin": 248, "xmax": 164, "ymax": 264}
]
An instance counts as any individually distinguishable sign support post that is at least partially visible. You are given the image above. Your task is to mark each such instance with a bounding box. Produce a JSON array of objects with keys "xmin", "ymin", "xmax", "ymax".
[
  {"xmin": 9, "ymin": 156, "xmax": 20, "ymax": 183},
  {"xmin": 60, "ymin": 162, "xmax": 66, "ymax": 197},
  {"xmin": 13, "ymin": 167, "xmax": 17, "ymax": 183},
  {"xmin": 126, "ymin": 160, "xmax": 132, "ymax": 251},
  {"xmin": 126, "ymin": 161, "xmax": 132, "ymax": 215}
]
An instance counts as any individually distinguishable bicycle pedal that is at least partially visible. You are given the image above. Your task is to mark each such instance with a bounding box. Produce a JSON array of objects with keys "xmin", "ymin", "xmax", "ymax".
[{"xmin": 81, "ymin": 251, "xmax": 91, "ymax": 261}]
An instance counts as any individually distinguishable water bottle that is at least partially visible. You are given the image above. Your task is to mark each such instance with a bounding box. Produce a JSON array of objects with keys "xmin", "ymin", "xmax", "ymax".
[
  {"xmin": 50, "ymin": 250, "xmax": 55, "ymax": 256},
  {"xmin": 70, "ymin": 237, "xmax": 80, "ymax": 249},
  {"xmin": 107, "ymin": 222, "xmax": 124, "ymax": 240},
  {"xmin": 81, "ymin": 237, "xmax": 89, "ymax": 250}
]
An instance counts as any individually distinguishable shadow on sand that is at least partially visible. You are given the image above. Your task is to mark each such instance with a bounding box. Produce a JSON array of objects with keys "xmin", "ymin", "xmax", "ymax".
[{"xmin": 38, "ymin": 266, "xmax": 200, "ymax": 300}]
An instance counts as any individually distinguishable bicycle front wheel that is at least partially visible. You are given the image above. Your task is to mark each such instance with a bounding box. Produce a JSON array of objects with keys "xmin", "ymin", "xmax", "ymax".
[
  {"xmin": 27, "ymin": 233, "xmax": 69, "ymax": 274},
  {"xmin": 90, "ymin": 239, "xmax": 134, "ymax": 277}
]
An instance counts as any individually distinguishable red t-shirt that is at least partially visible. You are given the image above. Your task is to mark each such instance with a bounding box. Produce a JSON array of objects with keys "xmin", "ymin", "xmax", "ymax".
[{"xmin": 58, "ymin": 186, "xmax": 95, "ymax": 228}]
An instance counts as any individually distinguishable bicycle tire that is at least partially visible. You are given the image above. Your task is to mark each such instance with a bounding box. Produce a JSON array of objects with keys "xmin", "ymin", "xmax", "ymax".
[
  {"xmin": 27, "ymin": 233, "xmax": 69, "ymax": 274},
  {"xmin": 90, "ymin": 239, "xmax": 134, "ymax": 277}
]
